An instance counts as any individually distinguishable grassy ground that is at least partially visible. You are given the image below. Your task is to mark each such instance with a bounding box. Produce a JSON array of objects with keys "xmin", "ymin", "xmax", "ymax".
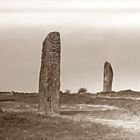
[
  {"xmin": 0, "ymin": 91, "xmax": 140, "ymax": 140},
  {"xmin": 0, "ymin": 111, "xmax": 138, "ymax": 140}
]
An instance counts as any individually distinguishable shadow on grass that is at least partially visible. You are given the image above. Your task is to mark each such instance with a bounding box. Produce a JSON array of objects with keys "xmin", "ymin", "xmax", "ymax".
[
  {"xmin": 0, "ymin": 99, "xmax": 16, "ymax": 102},
  {"xmin": 60, "ymin": 111, "xmax": 91, "ymax": 115}
]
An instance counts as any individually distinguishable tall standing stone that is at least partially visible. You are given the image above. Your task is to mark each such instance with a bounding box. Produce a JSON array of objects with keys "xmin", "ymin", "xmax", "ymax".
[
  {"xmin": 39, "ymin": 32, "xmax": 61, "ymax": 115},
  {"xmin": 103, "ymin": 61, "xmax": 113, "ymax": 92}
]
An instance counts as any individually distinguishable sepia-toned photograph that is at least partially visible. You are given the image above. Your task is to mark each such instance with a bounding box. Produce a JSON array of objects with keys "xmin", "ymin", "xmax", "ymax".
[{"xmin": 0, "ymin": 0, "xmax": 140, "ymax": 139}]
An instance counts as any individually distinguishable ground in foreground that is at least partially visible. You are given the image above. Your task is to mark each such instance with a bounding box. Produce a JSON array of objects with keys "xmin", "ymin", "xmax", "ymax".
[{"xmin": 0, "ymin": 90, "xmax": 140, "ymax": 140}]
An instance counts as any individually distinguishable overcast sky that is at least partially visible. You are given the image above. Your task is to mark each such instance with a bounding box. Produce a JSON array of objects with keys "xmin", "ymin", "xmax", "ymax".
[{"xmin": 0, "ymin": 0, "xmax": 140, "ymax": 93}]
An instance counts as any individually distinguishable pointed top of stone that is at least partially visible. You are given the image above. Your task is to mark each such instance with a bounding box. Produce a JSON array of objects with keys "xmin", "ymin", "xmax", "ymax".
[
  {"xmin": 104, "ymin": 61, "xmax": 113, "ymax": 75},
  {"xmin": 43, "ymin": 31, "xmax": 60, "ymax": 47},
  {"xmin": 47, "ymin": 31, "xmax": 60, "ymax": 38},
  {"xmin": 46, "ymin": 31, "xmax": 60, "ymax": 40},
  {"xmin": 104, "ymin": 61, "xmax": 111, "ymax": 65}
]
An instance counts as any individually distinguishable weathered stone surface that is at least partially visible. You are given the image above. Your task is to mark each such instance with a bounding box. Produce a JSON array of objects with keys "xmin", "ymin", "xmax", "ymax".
[
  {"xmin": 38, "ymin": 32, "xmax": 61, "ymax": 115},
  {"xmin": 0, "ymin": 107, "xmax": 2, "ymax": 112},
  {"xmin": 103, "ymin": 61, "xmax": 113, "ymax": 92}
]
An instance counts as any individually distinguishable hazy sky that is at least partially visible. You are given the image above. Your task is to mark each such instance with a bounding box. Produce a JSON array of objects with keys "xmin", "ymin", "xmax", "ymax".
[{"xmin": 0, "ymin": 0, "xmax": 140, "ymax": 93}]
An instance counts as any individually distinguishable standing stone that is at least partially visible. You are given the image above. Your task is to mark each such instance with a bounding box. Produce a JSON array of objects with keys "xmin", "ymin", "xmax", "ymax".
[
  {"xmin": 38, "ymin": 32, "xmax": 61, "ymax": 115},
  {"xmin": 103, "ymin": 61, "xmax": 113, "ymax": 92}
]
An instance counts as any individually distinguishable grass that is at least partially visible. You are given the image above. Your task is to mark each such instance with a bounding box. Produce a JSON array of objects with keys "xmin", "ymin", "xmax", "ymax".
[
  {"xmin": 1, "ymin": 91, "xmax": 140, "ymax": 139},
  {"xmin": 0, "ymin": 111, "xmax": 138, "ymax": 140}
]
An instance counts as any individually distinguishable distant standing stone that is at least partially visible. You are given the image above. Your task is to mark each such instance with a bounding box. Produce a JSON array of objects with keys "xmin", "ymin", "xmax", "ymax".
[
  {"xmin": 38, "ymin": 32, "xmax": 61, "ymax": 115},
  {"xmin": 103, "ymin": 61, "xmax": 113, "ymax": 92}
]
